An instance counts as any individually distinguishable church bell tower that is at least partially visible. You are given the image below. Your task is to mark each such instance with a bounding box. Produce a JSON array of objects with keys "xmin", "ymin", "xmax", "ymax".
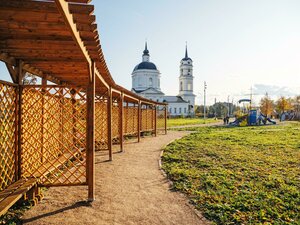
[{"xmin": 178, "ymin": 45, "xmax": 196, "ymax": 114}]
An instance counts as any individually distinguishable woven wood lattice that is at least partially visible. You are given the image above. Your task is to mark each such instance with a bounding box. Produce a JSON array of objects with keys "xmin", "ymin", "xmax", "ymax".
[
  {"xmin": 0, "ymin": 82, "xmax": 17, "ymax": 191},
  {"xmin": 21, "ymin": 86, "xmax": 87, "ymax": 185},
  {"xmin": 141, "ymin": 104, "xmax": 154, "ymax": 132},
  {"xmin": 123, "ymin": 103, "xmax": 138, "ymax": 136},
  {"xmin": 95, "ymin": 94, "xmax": 108, "ymax": 150},
  {"xmin": 157, "ymin": 105, "xmax": 167, "ymax": 134}
]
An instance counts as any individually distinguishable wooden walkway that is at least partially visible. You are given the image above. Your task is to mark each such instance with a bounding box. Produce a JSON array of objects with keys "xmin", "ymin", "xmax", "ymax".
[{"xmin": 22, "ymin": 131, "xmax": 208, "ymax": 225}]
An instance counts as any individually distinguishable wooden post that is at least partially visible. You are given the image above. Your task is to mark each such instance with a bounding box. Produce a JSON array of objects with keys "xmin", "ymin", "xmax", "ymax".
[
  {"xmin": 137, "ymin": 100, "xmax": 141, "ymax": 142},
  {"xmin": 14, "ymin": 85, "xmax": 18, "ymax": 181},
  {"xmin": 86, "ymin": 61, "xmax": 95, "ymax": 202},
  {"xmin": 59, "ymin": 84, "xmax": 64, "ymax": 155},
  {"xmin": 154, "ymin": 105, "xmax": 157, "ymax": 137},
  {"xmin": 125, "ymin": 101, "xmax": 128, "ymax": 135},
  {"xmin": 119, "ymin": 93, "xmax": 124, "ymax": 152},
  {"xmin": 70, "ymin": 89, "xmax": 77, "ymax": 149},
  {"xmin": 164, "ymin": 105, "xmax": 167, "ymax": 135},
  {"xmin": 17, "ymin": 60, "xmax": 24, "ymax": 179},
  {"xmin": 41, "ymin": 76, "xmax": 47, "ymax": 163},
  {"xmin": 107, "ymin": 87, "xmax": 113, "ymax": 161}
]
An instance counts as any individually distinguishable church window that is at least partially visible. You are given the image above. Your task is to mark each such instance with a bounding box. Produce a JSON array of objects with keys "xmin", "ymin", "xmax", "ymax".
[
  {"xmin": 187, "ymin": 83, "xmax": 192, "ymax": 91},
  {"xmin": 174, "ymin": 108, "xmax": 177, "ymax": 113},
  {"xmin": 138, "ymin": 77, "xmax": 141, "ymax": 86},
  {"xmin": 179, "ymin": 108, "xmax": 182, "ymax": 114},
  {"xmin": 180, "ymin": 82, "xmax": 183, "ymax": 91},
  {"xmin": 188, "ymin": 69, "xmax": 190, "ymax": 72},
  {"xmin": 181, "ymin": 69, "xmax": 183, "ymax": 75},
  {"xmin": 169, "ymin": 108, "xmax": 172, "ymax": 113},
  {"xmin": 149, "ymin": 77, "xmax": 153, "ymax": 87},
  {"xmin": 157, "ymin": 99, "xmax": 159, "ymax": 102},
  {"xmin": 184, "ymin": 108, "xmax": 187, "ymax": 113}
]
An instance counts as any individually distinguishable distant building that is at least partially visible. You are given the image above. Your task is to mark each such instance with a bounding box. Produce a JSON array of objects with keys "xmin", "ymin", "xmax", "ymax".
[{"xmin": 131, "ymin": 42, "xmax": 195, "ymax": 117}]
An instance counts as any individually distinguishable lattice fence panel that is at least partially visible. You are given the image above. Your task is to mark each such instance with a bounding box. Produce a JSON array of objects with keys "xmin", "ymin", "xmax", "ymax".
[
  {"xmin": 0, "ymin": 81, "xmax": 17, "ymax": 191},
  {"xmin": 123, "ymin": 103, "xmax": 138, "ymax": 136},
  {"xmin": 95, "ymin": 95, "xmax": 108, "ymax": 150},
  {"xmin": 141, "ymin": 105, "xmax": 155, "ymax": 133},
  {"xmin": 157, "ymin": 105, "xmax": 167, "ymax": 134},
  {"xmin": 21, "ymin": 86, "xmax": 87, "ymax": 186},
  {"xmin": 112, "ymin": 98, "xmax": 120, "ymax": 144}
]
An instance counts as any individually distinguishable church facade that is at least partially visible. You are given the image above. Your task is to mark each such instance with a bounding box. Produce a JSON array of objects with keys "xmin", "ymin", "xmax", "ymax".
[{"xmin": 131, "ymin": 43, "xmax": 195, "ymax": 117}]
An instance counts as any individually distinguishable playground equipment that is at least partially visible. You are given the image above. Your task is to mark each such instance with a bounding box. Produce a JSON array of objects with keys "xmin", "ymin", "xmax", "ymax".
[{"xmin": 230, "ymin": 99, "xmax": 276, "ymax": 126}]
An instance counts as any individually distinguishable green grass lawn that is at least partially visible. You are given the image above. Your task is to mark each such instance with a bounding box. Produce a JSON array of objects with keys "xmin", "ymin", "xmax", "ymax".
[
  {"xmin": 162, "ymin": 122, "xmax": 300, "ymax": 224},
  {"xmin": 167, "ymin": 118, "xmax": 219, "ymax": 128}
]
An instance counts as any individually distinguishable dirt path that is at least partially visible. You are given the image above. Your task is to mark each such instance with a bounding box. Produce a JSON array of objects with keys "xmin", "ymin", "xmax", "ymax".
[{"xmin": 22, "ymin": 131, "xmax": 209, "ymax": 225}]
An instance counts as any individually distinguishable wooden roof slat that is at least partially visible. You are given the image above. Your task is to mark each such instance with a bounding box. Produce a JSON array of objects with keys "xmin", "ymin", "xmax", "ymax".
[
  {"xmin": 73, "ymin": 14, "xmax": 95, "ymax": 25},
  {"xmin": 39, "ymin": 0, "xmax": 91, "ymax": 4},
  {"xmin": 0, "ymin": 0, "xmax": 94, "ymax": 15},
  {"xmin": 0, "ymin": 10, "xmax": 65, "ymax": 23},
  {"xmin": 0, "ymin": 10, "xmax": 94, "ymax": 25},
  {"xmin": 0, "ymin": 20, "xmax": 97, "ymax": 33},
  {"xmin": 0, "ymin": 30, "xmax": 98, "ymax": 42}
]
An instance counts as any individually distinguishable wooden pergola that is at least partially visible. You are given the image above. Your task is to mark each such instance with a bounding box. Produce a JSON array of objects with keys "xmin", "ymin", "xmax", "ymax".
[{"xmin": 0, "ymin": 0, "xmax": 167, "ymax": 215}]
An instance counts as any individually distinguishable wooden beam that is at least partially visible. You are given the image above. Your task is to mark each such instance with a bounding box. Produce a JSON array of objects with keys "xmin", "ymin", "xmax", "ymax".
[
  {"xmin": 86, "ymin": 61, "xmax": 95, "ymax": 202},
  {"xmin": 55, "ymin": 0, "xmax": 92, "ymax": 81},
  {"xmin": 95, "ymin": 68, "xmax": 109, "ymax": 90},
  {"xmin": 0, "ymin": 52, "xmax": 16, "ymax": 65},
  {"xmin": 5, "ymin": 63, "xmax": 17, "ymax": 83}
]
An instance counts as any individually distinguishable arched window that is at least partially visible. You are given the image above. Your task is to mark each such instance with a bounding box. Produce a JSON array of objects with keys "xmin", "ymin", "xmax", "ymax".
[
  {"xmin": 187, "ymin": 83, "xmax": 192, "ymax": 91},
  {"xmin": 149, "ymin": 77, "xmax": 153, "ymax": 87},
  {"xmin": 180, "ymin": 81, "xmax": 183, "ymax": 91}
]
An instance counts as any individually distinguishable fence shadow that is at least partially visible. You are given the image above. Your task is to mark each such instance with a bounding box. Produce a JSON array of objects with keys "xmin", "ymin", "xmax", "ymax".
[{"xmin": 22, "ymin": 201, "xmax": 92, "ymax": 224}]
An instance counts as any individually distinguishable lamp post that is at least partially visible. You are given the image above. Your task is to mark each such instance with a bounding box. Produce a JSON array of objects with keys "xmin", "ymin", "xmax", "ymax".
[{"xmin": 204, "ymin": 81, "xmax": 207, "ymax": 123}]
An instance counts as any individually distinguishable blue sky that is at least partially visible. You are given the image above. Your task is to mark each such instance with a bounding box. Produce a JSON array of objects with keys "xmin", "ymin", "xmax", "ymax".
[{"xmin": 1, "ymin": 0, "xmax": 300, "ymax": 105}]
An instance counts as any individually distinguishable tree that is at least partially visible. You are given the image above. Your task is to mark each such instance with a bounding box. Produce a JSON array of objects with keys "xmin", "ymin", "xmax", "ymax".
[
  {"xmin": 293, "ymin": 95, "xmax": 300, "ymax": 112},
  {"xmin": 276, "ymin": 96, "xmax": 292, "ymax": 115},
  {"xmin": 23, "ymin": 73, "xmax": 37, "ymax": 85},
  {"xmin": 260, "ymin": 93, "xmax": 274, "ymax": 117}
]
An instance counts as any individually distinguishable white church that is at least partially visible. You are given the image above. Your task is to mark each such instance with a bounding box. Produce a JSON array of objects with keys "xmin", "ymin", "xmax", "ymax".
[{"xmin": 131, "ymin": 43, "xmax": 196, "ymax": 117}]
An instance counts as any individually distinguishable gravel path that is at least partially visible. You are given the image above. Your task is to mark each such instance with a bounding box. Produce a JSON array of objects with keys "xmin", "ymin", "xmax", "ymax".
[{"xmin": 22, "ymin": 131, "xmax": 209, "ymax": 225}]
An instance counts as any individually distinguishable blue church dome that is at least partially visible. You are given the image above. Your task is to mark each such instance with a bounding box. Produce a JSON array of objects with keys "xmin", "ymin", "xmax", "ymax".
[{"xmin": 133, "ymin": 61, "xmax": 157, "ymax": 72}]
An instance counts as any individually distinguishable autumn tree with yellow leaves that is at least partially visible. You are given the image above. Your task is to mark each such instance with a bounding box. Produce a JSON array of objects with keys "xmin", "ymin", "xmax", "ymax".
[
  {"xmin": 276, "ymin": 96, "xmax": 292, "ymax": 117},
  {"xmin": 260, "ymin": 93, "xmax": 274, "ymax": 117}
]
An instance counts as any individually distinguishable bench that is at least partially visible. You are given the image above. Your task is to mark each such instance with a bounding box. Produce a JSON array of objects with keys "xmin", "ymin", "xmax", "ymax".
[
  {"xmin": 0, "ymin": 178, "xmax": 38, "ymax": 216},
  {"xmin": 0, "ymin": 151, "xmax": 83, "ymax": 216}
]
